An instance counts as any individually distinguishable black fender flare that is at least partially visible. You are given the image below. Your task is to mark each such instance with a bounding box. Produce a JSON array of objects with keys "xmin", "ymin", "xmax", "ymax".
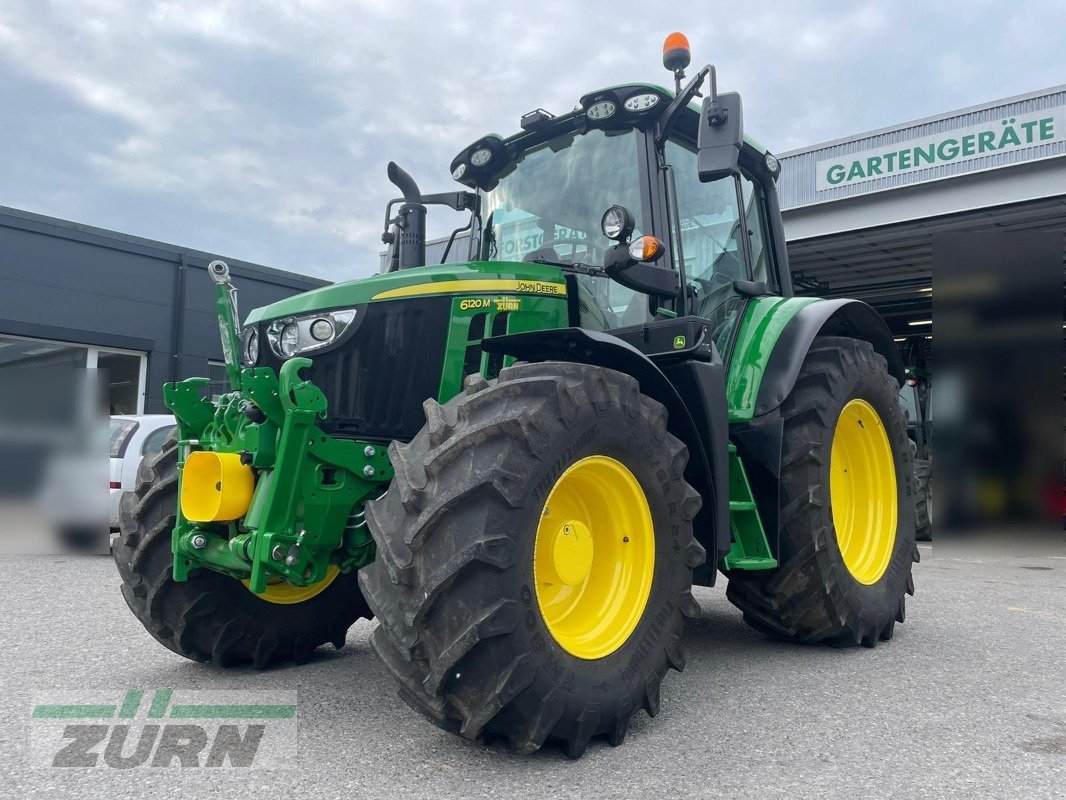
[
  {"xmin": 483, "ymin": 327, "xmax": 729, "ymax": 570},
  {"xmin": 755, "ymin": 299, "xmax": 905, "ymax": 417}
]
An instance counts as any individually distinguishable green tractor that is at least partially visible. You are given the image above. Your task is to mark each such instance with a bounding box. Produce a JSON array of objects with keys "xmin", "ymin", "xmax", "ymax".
[{"xmin": 115, "ymin": 35, "xmax": 917, "ymax": 758}]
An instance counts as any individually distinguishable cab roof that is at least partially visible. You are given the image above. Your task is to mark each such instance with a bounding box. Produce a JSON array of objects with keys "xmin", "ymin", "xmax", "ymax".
[{"xmin": 450, "ymin": 81, "xmax": 769, "ymax": 191}]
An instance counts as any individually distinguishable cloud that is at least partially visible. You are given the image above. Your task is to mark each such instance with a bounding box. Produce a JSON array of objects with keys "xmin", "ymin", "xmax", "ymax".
[{"xmin": 0, "ymin": 0, "xmax": 1063, "ymax": 280}]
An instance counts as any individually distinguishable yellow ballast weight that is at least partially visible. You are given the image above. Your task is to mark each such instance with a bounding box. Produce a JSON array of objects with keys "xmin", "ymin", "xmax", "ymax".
[{"xmin": 180, "ymin": 451, "xmax": 255, "ymax": 523}]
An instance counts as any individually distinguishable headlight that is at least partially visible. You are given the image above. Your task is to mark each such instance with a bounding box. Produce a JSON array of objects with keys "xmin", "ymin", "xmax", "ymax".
[
  {"xmin": 470, "ymin": 148, "xmax": 492, "ymax": 167},
  {"xmin": 585, "ymin": 100, "xmax": 616, "ymax": 121},
  {"xmin": 279, "ymin": 323, "xmax": 299, "ymax": 357},
  {"xmin": 240, "ymin": 326, "xmax": 259, "ymax": 366},
  {"xmin": 265, "ymin": 309, "xmax": 358, "ymax": 359},
  {"xmin": 310, "ymin": 318, "xmax": 334, "ymax": 341},
  {"xmin": 601, "ymin": 205, "xmax": 634, "ymax": 241},
  {"xmin": 623, "ymin": 93, "xmax": 660, "ymax": 112}
]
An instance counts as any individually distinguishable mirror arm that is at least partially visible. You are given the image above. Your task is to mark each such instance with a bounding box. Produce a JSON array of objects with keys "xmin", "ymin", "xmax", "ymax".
[
  {"xmin": 420, "ymin": 190, "xmax": 478, "ymax": 212},
  {"xmin": 604, "ymin": 245, "xmax": 681, "ymax": 298},
  {"xmin": 441, "ymin": 206, "xmax": 479, "ymax": 264},
  {"xmin": 656, "ymin": 64, "xmax": 714, "ymax": 147}
]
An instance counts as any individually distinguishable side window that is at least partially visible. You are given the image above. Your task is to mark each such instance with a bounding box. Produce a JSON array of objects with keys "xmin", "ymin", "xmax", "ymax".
[
  {"xmin": 142, "ymin": 425, "xmax": 176, "ymax": 456},
  {"xmin": 741, "ymin": 175, "xmax": 773, "ymax": 285}
]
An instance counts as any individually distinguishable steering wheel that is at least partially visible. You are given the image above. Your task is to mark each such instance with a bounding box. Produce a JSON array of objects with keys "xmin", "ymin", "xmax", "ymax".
[{"xmin": 538, "ymin": 237, "xmax": 606, "ymax": 264}]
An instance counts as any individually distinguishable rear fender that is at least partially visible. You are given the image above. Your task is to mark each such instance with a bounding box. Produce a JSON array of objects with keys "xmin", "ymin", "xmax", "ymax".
[
  {"xmin": 756, "ymin": 298, "xmax": 905, "ymax": 416},
  {"xmin": 728, "ymin": 297, "xmax": 905, "ymax": 422}
]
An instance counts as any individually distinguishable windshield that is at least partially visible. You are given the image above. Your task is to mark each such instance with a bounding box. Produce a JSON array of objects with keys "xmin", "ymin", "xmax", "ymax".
[{"xmin": 479, "ymin": 128, "xmax": 649, "ymax": 329}]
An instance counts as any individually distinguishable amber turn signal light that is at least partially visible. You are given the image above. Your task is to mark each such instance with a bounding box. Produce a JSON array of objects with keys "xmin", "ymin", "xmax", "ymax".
[{"xmin": 628, "ymin": 235, "xmax": 664, "ymax": 262}]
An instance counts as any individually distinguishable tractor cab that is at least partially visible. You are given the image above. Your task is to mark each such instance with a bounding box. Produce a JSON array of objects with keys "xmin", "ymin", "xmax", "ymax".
[{"xmin": 384, "ymin": 50, "xmax": 792, "ymax": 362}]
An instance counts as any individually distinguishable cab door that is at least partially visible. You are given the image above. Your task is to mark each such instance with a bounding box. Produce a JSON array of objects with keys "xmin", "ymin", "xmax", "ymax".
[{"xmin": 663, "ymin": 138, "xmax": 782, "ymax": 358}]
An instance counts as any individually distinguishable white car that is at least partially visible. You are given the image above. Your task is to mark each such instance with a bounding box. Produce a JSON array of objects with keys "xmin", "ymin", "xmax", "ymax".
[{"xmin": 109, "ymin": 415, "xmax": 176, "ymax": 529}]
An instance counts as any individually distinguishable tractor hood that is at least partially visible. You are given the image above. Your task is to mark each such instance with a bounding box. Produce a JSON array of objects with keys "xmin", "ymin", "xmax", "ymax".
[{"xmin": 244, "ymin": 260, "xmax": 567, "ymax": 325}]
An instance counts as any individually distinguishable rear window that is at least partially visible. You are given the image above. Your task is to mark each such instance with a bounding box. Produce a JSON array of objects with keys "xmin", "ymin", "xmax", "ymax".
[{"xmin": 109, "ymin": 418, "xmax": 139, "ymax": 458}]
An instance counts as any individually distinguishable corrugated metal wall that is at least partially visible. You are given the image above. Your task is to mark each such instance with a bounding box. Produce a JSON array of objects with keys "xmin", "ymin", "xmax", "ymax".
[{"xmin": 777, "ymin": 87, "xmax": 1066, "ymax": 210}]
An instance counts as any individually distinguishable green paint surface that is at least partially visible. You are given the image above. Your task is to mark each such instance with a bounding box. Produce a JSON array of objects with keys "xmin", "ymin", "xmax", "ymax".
[
  {"xmin": 725, "ymin": 296, "xmax": 819, "ymax": 423},
  {"xmin": 245, "ymin": 261, "xmax": 566, "ymax": 324},
  {"xmin": 32, "ymin": 705, "xmax": 116, "ymax": 719},
  {"xmin": 169, "ymin": 704, "xmax": 296, "ymax": 719},
  {"xmin": 721, "ymin": 444, "xmax": 776, "ymax": 571}
]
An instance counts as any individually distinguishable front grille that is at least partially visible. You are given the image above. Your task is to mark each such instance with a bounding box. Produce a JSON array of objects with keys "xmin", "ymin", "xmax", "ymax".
[{"xmin": 260, "ymin": 297, "xmax": 451, "ymax": 442}]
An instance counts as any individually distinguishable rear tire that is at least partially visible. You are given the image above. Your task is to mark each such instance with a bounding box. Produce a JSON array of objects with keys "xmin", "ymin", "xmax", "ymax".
[
  {"xmin": 726, "ymin": 337, "xmax": 918, "ymax": 647},
  {"xmin": 360, "ymin": 362, "xmax": 704, "ymax": 757},
  {"xmin": 113, "ymin": 436, "xmax": 371, "ymax": 667},
  {"xmin": 914, "ymin": 459, "xmax": 932, "ymax": 541}
]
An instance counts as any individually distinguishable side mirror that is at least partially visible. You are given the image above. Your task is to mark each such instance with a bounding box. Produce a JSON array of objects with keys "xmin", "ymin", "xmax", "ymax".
[{"xmin": 697, "ymin": 91, "xmax": 743, "ymax": 181}]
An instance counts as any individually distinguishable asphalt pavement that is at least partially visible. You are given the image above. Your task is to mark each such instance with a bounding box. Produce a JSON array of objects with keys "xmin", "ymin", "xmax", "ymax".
[{"xmin": 1, "ymin": 542, "xmax": 1063, "ymax": 799}]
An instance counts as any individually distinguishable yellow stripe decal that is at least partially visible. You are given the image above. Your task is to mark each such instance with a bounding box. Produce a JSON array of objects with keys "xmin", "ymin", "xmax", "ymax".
[{"xmin": 371, "ymin": 279, "xmax": 567, "ymax": 301}]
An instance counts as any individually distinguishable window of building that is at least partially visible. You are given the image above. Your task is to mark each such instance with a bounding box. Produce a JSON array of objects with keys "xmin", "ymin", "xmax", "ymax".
[{"xmin": 0, "ymin": 334, "xmax": 146, "ymax": 415}]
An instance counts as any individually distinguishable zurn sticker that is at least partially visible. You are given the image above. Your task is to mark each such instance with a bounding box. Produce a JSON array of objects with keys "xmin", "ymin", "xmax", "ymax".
[{"xmin": 28, "ymin": 689, "xmax": 297, "ymax": 769}]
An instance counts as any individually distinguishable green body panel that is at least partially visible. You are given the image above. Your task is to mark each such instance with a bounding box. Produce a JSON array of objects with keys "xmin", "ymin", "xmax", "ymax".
[
  {"xmin": 725, "ymin": 296, "xmax": 821, "ymax": 423},
  {"xmin": 246, "ymin": 261, "xmax": 568, "ymax": 324},
  {"xmin": 436, "ymin": 292, "xmax": 570, "ymax": 401},
  {"xmin": 721, "ymin": 444, "xmax": 777, "ymax": 570}
]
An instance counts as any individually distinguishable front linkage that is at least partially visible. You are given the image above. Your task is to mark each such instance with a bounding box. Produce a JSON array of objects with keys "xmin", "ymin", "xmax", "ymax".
[{"xmin": 164, "ymin": 261, "xmax": 391, "ymax": 595}]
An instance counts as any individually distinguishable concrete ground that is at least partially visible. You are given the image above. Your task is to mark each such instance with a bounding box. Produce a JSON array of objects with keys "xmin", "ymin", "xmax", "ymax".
[{"xmin": 1, "ymin": 543, "xmax": 1063, "ymax": 799}]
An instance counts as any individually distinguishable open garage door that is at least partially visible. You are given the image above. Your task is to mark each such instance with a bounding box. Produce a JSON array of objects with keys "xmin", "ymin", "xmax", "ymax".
[{"xmin": 787, "ymin": 195, "xmax": 1066, "ymax": 350}]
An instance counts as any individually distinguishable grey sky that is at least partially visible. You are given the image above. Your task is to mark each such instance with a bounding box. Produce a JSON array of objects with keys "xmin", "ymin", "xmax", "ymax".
[{"xmin": 1, "ymin": 1, "xmax": 1063, "ymax": 281}]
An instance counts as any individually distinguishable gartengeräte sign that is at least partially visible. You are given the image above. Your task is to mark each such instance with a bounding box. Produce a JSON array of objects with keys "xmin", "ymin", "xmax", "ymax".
[{"xmin": 816, "ymin": 107, "xmax": 1065, "ymax": 191}]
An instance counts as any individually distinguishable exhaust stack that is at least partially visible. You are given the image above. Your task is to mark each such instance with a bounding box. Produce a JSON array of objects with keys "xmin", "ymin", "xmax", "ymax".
[{"xmin": 386, "ymin": 161, "xmax": 427, "ymax": 271}]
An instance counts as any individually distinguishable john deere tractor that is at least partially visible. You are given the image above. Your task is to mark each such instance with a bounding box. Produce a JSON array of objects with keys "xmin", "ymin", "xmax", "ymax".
[{"xmin": 116, "ymin": 35, "xmax": 917, "ymax": 758}]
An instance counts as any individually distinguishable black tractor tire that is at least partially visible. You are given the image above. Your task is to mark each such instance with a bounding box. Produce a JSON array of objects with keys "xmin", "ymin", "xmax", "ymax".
[
  {"xmin": 360, "ymin": 362, "xmax": 705, "ymax": 757},
  {"xmin": 113, "ymin": 436, "xmax": 371, "ymax": 667},
  {"xmin": 914, "ymin": 459, "xmax": 932, "ymax": 541},
  {"xmin": 726, "ymin": 336, "xmax": 918, "ymax": 647}
]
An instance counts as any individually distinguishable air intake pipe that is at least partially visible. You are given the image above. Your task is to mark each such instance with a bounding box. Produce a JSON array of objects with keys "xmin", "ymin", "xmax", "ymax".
[{"xmin": 386, "ymin": 161, "xmax": 427, "ymax": 270}]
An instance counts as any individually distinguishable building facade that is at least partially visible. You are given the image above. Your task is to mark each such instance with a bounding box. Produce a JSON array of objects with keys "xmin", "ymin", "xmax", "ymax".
[{"xmin": 0, "ymin": 206, "xmax": 327, "ymax": 414}]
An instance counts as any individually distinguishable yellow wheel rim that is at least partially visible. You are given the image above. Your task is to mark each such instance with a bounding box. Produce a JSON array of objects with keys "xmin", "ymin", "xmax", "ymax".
[
  {"xmin": 243, "ymin": 564, "xmax": 341, "ymax": 605},
  {"xmin": 534, "ymin": 456, "xmax": 655, "ymax": 660},
  {"xmin": 830, "ymin": 399, "xmax": 897, "ymax": 585}
]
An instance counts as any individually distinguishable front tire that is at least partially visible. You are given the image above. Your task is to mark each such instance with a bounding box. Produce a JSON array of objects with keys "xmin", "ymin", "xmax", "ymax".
[
  {"xmin": 360, "ymin": 362, "xmax": 704, "ymax": 757},
  {"xmin": 726, "ymin": 337, "xmax": 918, "ymax": 647},
  {"xmin": 113, "ymin": 437, "xmax": 371, "ymax": 667}
]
